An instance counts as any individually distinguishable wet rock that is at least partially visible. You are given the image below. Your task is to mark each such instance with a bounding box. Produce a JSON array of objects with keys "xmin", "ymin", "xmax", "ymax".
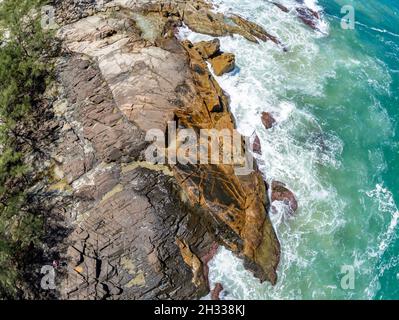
[
  {"xmin": 295, "ymin": 7, "xmax": 321, "ymax": 30},
  {"xmin": 252, "ymin": 135, "xmax": 262, "ymax": 155},
  {"xmin": 201, "ymin": 242, "xmax": 219, "ymax": 288},
  {"xmin": 272, "ymin": 2, "xmax": 290, "ymax": 13},
  {"xmin": 182, "ymin": 2, "xmax": 257, "ymax": 42},
  {"xmin": 194, "ymin": 39, "xmax": 221, "ymax": 59},
  {"xmin": 271, "ymin": 181, "xmax": 298, "ymax": 214},
  {"xmin": 272, "ymin": 1, "xmax": 321, "ymax": 32},
  {"xmin": 230, "ymin": 14, "xmax": 287, "ymax": 50},
  {"xmin": 261, "ymin": 112, "xmax": 277, "ymax": 129},
  {"xmin": 211, "ymin": 283, "xmax": 224, "ymax": 300},
  {"xmin": 177, "ymin": 40, "xmax": 280, "ymax": 285},
  {"xmin": 210, "ymin": 53, "xmax": 236, "ymax": 76}
]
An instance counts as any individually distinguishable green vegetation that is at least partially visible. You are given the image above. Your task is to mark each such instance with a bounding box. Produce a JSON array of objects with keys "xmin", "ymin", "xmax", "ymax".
[{"xmin": 0, "ymin": 0, "xmax": 57, "ymax": 298}]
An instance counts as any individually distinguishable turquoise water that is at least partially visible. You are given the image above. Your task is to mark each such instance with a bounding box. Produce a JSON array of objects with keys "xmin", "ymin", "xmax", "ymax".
[
  {"xmin": 181, "ymin": 0, "xmax": 399, "ymax": 299},
  {"xmin": 309, "ymin": 0, "xmax": 399, "ymax": 300}
]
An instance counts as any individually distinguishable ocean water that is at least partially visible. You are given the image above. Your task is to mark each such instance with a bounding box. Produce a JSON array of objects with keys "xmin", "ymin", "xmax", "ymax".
[{"xmin": 180, "ymin": 0, "xmax": 399, "ymax": 299}]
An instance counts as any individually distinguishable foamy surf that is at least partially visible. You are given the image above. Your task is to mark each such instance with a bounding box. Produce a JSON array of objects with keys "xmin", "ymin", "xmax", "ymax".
[
  {"xmin": 179, "ymin": 0, "xmax": 398, "ymax": 299},
  {"xmin": 364, "ymin": 184, "xmax": 399, "ymax": 298}
]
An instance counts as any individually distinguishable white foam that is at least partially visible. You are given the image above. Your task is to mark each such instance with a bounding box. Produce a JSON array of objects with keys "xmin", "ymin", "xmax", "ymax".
[
  {"xmin": 363, "ymin": 184, "xmax": 399, "ymax": 299},
  {"xmin": 178, "ymin": 0, "xmax": 395, "ymax": 300},
  {"xmin": 177, "ymin": 0, "xmax": 349, "ymax": 300},
  {"xmin": 366, "ymin": 184, "xmax": 399, "ymax": 255}
]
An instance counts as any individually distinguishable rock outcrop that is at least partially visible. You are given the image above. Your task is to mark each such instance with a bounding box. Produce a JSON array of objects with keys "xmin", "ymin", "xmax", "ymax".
[
  {"xmin": 211, "ymin": 283, "xmax": 224, "ymax": 300},
  {"xmin": 295, "ymin": 7, "xmax": 321, "ymax": 31},
  {"xmin": 230, "ymin": 14, "xmax": 287, "ymax": 51},
  {"xmin": 193, "ymin": 39, "xmax": 221, "ymax": 59},
  {"xmin": 261, "ymin": 112, "xmax": 277, "ymax": 130},
  {"xmin": 32, "ymin": 0, "xmax": 281, "ymax": 299},
  {"xmin": 272, "ymin": 1, "xmax": 322, "ymax": 31},
  {"xmin": 193, "ymin": 39, "xmax": 236, "ymax": 76},
  {"xmin": 271, "ymin": 181, "xmax": 298, "ymax": 215},
  {"xmin": 252, "ymin": 135, "xmax": 262, "ymax": 155},
  {"xmin": 210, "ymin": 53, "xmax": 236, "ymax": 76}
]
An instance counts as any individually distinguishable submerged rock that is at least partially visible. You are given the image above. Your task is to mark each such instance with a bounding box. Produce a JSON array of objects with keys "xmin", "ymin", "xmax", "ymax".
[
  {"xmin": 261, "ymin": 112, "xmax": 277, "ymax": 129},
  {"xmin": 271, "ymin": 181, "xmax": 298, "ymax": 214},
  {"xmin": 272, "ymin": 2, "xmax": 290, "ymax": 13},
  {"xmin": 296, "ymin": 7, "xmax": 321, "ymax": 30},
  {"xmin": 272, "ymin": 1, "xmax": 321, "ymax": 31}
]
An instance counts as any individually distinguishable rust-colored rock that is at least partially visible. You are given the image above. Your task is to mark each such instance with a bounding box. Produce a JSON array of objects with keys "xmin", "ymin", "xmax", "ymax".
[
  {"xmin": 23, "ymin": 0, "xmax": 282, "ymax": 300},
  {"xmin": 176, "ymin": 39, "xmax": 280, "ymax": 285},
  {"xmin": 211, "ymin": 283, "xmax": 224, "ymax": 300},
  {"xmin": 192, "ymin": 39, "xmax": 236, "ymax": 77},
  {"xmin": 261, "ymin": 112, "xmax": 277, "ymax": 129},
  {"xmin": 177, "ymin": 239, "xmax": 207, "ymax": 288},
  {"xmin": 201, "ymin": 242, "xmax": 219, "ymax": 288},
  {"xmin": 271, "ymin": 181, "xmax": 298, "ymax": 214},
  {"xmin": 194, "ymin": 39, "xmax": 221, "ymax": 59},
  {"xmin": 252, "ymin": 135, "xmax": 262, "ymax": 155},
  {"xmin": 210, "ymin": 53, "xmax": 236, "ymax": 76}
]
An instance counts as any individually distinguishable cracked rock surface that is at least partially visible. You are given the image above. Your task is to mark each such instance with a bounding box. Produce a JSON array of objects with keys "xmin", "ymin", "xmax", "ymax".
[{"xmin": 40, "ymin": 0, "xmax": 281, "ymax": 299}]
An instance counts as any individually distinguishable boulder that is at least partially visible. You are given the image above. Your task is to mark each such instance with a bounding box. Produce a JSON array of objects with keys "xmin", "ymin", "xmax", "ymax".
[
  {"xmin": 271, "ymin": 181, "xmax": 298, "ymax": 214},
  {"xmin": 261, "ymin": 112, "xmax": 277, "ymax": 129},
  {"xmin": 210, "ymin": 53, "xmax": 236, "ymax": 76},
  {"xmin": 252, "ymin": 135, "xmax": 262, "ymax": 155},
  {"xmin": 194, "ymin": 39, "xmax": 221, "ymax": 59},
  {"xmin": 272, "ymin": 2, "xmax": 321, "ymax": 31}
]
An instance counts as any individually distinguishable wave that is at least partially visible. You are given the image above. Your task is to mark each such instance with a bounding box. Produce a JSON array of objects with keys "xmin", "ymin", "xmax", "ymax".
[
  {"xmin": 324, "ymin": 12, "xmax": 399, "ymax": 39},
  {"xmin": 366, "ymin": 184, "xmax": 399, "ymax": 257},
  {"xmin": 179, "ymin": 0, "xmax": 347, "ymax": 300},
  {"xmin": 179, "ymin": 0, "xmax": 397, "ymax": 300},
  {"xmin": 364, "ymin": 184, "xmax": 399, "ymax": 299}
]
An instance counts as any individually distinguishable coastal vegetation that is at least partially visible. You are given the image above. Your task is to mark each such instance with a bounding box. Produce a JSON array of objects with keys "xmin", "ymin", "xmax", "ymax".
[{"xmin": 0, "ymin": 0, "xmax": 56, "ymax": 298}]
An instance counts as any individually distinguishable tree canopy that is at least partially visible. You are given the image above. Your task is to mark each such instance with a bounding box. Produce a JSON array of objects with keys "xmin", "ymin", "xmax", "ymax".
[{"xmin": 0, "ymin": 0, "xmax": 56, "ymax": 298}]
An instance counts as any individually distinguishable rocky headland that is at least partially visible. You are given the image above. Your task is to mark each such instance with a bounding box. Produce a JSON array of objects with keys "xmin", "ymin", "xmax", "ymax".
[{"xmin": 15, "ymin": 0, "xmax": 305, "ymax": 299}]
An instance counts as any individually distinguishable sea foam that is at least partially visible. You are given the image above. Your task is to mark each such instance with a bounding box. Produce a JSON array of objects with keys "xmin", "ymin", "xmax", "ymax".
[{"xmin": 179, "ymin": 0, "xmax": 397, "ymax": 300}]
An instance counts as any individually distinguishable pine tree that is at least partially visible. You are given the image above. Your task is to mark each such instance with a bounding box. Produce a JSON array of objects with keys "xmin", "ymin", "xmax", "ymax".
[{"xmin": 0, "ymin": 0, "xmax": 55, "ymax": 298}]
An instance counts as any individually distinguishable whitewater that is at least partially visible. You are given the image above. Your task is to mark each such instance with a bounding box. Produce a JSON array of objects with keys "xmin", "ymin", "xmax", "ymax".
[{"xmin": 179, "ymin": 0, "xmax": 399, "ymax": 299}]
